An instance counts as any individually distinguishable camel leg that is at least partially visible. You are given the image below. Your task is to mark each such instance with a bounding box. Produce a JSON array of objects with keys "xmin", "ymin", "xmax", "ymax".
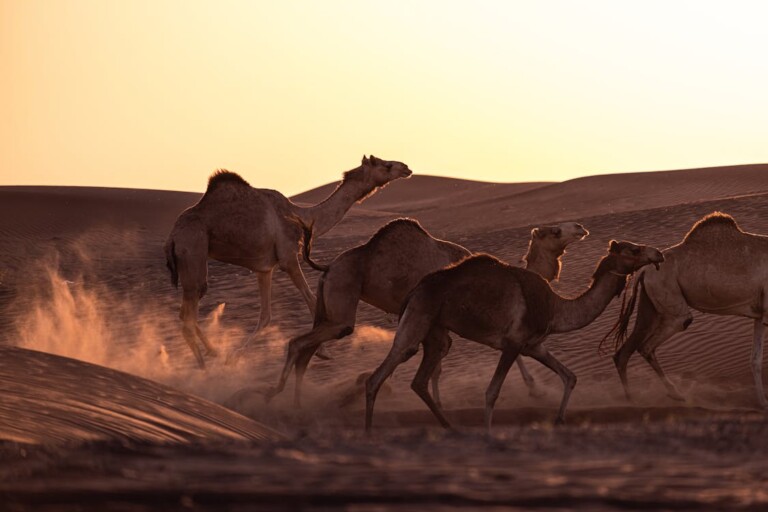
[
  {"xmin": 429, "ymin": 330, "xmax": 453, "ymax": 408},
  {"xmin": 637, "ymin": 316, "xmax": 688, "ymax": 401},
  {"xmin": 254, "ymin": 269, "xmax": 274, "ymax": 332},
  {"xmin": 365, "ymin": 342, "xmax": 421, "ymax": 432},
  {"xmin": 366, "ymin": 308, "xmax": 433, "ymax": 432},
  {"xmin": 195, "ymin": 325, "xmax": 218, "ymax": 358},
  {"xmin": 293, "ymin": 346, "xmax": 316, "ymax": 408},
  {"xmin": 264, "ymin": 321, "xmax": 350, "ymax": 404},
  {"xmin": 412, "ymin": 328, "xmax": 451, "ymax": 428},
  {"xmin": 233, "ymin": 270, "xmax": 274, "ymax": 358},
  {"xmin": 643, "ymin": 349, "xmax": 685, "ymax": 401},
  {"xmin": 180, "ymin": 289, "xmax": 206, "ymax": 370},
  {"xmin": 484, "ymin": 342, "xmax": 523, "ymax": 433},
  {"xmin": 613, "ymin": 284, "xmax": 663, "ymax": 401},
  {"xmin": 524, "ymin": 344, "xmax": 576, "ymax": 425},
  {"xmin": 282, "ymin": 256, "xmax": 316, "ymax": 316},
  {"xmin": 516, "ymin": 357, "xmax": 544, "ymax": 398},
  {"xmin": 266, "ymin": 274, "xmax": 359, "ymax": 405},
  {"xmin": 293, "ymin": 281, "xmax": 361, "ymax": 404},
  {"xmin": 292, "ymin": 322, "xmax": 354, "ymax": 407},
  {"xmin": 173, "ymin": 233, "xmax": 209, "ymax": 369},
  {"xmin": 614, "ymin": 326, "xmax": 653, "ymax": 402},
  {"xmin": 751, "ymin": 319, "xmax": 768, "ymax": 409}
]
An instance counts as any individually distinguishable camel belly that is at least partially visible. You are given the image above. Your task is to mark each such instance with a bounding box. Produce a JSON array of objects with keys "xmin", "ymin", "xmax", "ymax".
[
  {"xmin": 208, "ymin": 239, "xmax": 277, "ymax": 271},
  {"xmin": 362, "ymin": 277, "xmax": 421, "ymax": 314},
  {"xmin": 680, "ymin": 282, "xmax": 763, "ymax": 318}
]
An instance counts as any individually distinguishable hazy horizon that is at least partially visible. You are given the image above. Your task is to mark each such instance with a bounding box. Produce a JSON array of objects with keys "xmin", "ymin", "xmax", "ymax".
[{"xmin": 3, "ymin": 1, "xmax": 768, "ymax": 196}]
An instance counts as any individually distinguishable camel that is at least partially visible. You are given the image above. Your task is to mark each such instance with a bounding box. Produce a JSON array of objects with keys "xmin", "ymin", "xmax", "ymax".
[
  {"xmin": 365, "ymin": 240, "xmax": 664, "ymax": 432},
  {"xmin": 265, "ymin": 219, "xmax": 589, "ymax": 406},
  {"xmin": 164, "ymin": 156, "xmax": 412, "ymax": 368},
  {"xmin": 267, "ymin": 218, "xmax": 591, "ymax": 405},
  {"xmin": 610, "ymin": 212, "xmax": 768, "ymax": 408}
]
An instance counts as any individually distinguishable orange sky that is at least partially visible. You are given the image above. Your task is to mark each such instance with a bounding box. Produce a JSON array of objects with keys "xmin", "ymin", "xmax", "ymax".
[{"xmin": 2, "ymin": 1, "xmax": 767, "ymax": 195}]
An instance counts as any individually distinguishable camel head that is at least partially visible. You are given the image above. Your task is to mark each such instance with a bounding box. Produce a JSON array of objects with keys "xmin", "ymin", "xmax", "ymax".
[
  {"xmin": 608, "ymin": 240, "xmax": 664, "ymax": 274},
  {"xmin": 361, "ymin": 155, "xmax": 412, "ymax": 186},
  {"xmin": 531, "ymin": 222, "xmax": 589, "ymax": 252}
]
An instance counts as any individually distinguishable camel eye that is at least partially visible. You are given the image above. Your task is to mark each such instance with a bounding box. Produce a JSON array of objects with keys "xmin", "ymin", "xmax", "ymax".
[{"xmin": 631, "ymin": 248, "xmax": 640, "ymax": 255}]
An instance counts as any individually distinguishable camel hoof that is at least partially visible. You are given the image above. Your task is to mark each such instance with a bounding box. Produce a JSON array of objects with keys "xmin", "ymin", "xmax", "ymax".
[{"xmin": 554, "ymin": 417, "xmax": 566, "ymax": 426}]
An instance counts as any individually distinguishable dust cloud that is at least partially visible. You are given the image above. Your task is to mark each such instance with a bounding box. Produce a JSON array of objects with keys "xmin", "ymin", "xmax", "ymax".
[
  {"xmin": 9, "ymin": 241, "xmax": 400, "ymax": 423},
  {"xmin": 11, "ymin": 248, "xmax": 282, "ymax": 408}
]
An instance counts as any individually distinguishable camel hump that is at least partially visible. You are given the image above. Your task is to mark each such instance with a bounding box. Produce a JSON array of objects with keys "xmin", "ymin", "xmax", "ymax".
[
  {"xmin": 369, "ymin": 218, "xmax": 428, "ymax": 241},
  {"xmin": 684, "ymin": 212, "xmax": 741, "ymax": 241},
  {"xmin": 446, "ymin": 253, "xmax": 506, "ymax": 271},
  {"xmin": 205, "ymin": 170, "xmax": 251, "ymax": 193},
  {"xmin": 384, "ymin": 217, "xmax": 426, "ymax": 231},
  {"xmin": 417, "ymin": 253, "xmax": 510, "ymax": 290}
]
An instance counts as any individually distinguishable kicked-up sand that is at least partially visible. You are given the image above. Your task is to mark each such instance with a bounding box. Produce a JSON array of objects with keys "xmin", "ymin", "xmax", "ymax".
[{"xmin": 1, "ymin": 164, "xmax": 768, "ymax": 510}]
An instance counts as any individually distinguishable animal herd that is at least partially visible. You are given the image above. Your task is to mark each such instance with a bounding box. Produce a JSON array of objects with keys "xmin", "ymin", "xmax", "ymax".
[{"xmin": 165, "ymin": 157, "xmax": 768, "ymax": 432}]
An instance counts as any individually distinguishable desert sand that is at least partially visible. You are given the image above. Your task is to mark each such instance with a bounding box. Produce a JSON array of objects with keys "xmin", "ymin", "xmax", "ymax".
[{"xmin": 1, "ymin": 165, "xmax": 768, "ymax": 510}]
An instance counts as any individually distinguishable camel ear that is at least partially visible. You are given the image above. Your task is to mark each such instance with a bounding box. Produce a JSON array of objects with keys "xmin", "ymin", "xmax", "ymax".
[
  {"xmin": 609, "ymin": 240, "xmax": 620, "ymax": 253},
  {"xmin": 362, "ymin": 155, "xmax": 370, "ymax": 166},
  {"xmin": 531, "ymin": 228, "xmax": 541, "ymax": 239}
]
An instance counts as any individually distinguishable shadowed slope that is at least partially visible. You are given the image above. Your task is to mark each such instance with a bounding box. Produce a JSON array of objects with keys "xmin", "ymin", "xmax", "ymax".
[{"xmin": 0, "ymin": 346, "xmax": 283, "ymax": 444}]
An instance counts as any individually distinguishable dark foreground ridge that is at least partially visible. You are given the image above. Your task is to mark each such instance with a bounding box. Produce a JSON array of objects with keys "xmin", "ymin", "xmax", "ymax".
[{"xmin": 1, "ymin": 412, "xmax": 767, "ymax": 511}]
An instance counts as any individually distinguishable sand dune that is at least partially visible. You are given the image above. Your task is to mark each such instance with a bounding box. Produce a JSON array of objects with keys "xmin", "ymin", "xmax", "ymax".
[
  {"xmin": 412, "ymin": 163, "xmax": 768, "ymax": 235},
  {"xmin": 2, "ymin": 164, "xmax": 768, "ymax": 508},
  {"xmin": 293, "ymin": 174, "xmax": 551, "ymax": 214},
  {"xmin": 0, "ymin": 346, "xmax": 282, "ymax": 444}
]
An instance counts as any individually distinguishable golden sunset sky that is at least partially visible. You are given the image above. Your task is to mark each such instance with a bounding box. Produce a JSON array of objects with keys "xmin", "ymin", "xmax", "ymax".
[{"xmin": 2, "ymin": 1, "xmax": 767, "ymax": 195}]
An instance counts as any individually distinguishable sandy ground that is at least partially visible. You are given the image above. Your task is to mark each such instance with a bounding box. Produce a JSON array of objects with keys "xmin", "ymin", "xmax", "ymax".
[{"xmin": 1, "ymin": 164, "xmax": 768, "ymax": 510}]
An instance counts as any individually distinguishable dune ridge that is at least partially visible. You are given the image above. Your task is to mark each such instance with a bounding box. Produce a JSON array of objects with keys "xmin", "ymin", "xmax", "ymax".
[{"xmin": 0, "ymin": 345, "xmax": 283, "ymax": 444}]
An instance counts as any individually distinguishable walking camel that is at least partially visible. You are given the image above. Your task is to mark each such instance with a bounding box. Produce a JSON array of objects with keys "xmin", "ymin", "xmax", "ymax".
[
  {"xmin": 164, "ymin": 156, "xmax": 412, "ymax": 368},
  {"xmin": 611, "ymin": 212, "xmax": 768, "ymax": 408},
  {"xmin": 365, "ymin": 240, "xmax": 664, "ymax": 432},
  {"xmin": 266, "ymin": 219, "xmax": 589, "ymax": 406}
]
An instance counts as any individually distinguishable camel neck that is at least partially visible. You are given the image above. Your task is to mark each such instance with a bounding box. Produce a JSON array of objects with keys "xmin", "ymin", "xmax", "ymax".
[
  {"xmin": 524, "ymin": 245, "xmax": 564, "ymax": 283},
  {"xmin": 298, "ymin": 169, "xmax": 377, "ymax": 236},
  {"xmin": 549, "ymin": 270, "xmax": 626, "ymax": 333}
]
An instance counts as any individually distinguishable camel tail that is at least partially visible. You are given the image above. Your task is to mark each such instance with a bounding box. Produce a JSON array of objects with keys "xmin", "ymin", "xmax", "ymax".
[
  {"xmin": 599, "ymin": 272, "xmax": 647, "ymax": 354},
  {"xmin": 313, "ymin": 274, "xmax": 328, "ymax": 328},
  {"xmin": 288, "ymin": 213, "xmax": 329, "ymax": 272},
  {"xmin": 164, "ymin": 239, "xmax": 179, "ymax": 289},
  {"xmin": 399, "ymin": 286, "xmax": 418, "ymax": 320}
]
